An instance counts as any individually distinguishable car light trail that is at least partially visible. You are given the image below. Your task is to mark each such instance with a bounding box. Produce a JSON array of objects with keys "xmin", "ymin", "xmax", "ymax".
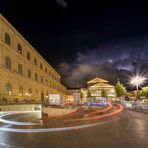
[
  {"xmin": 63, "ymin": 104, "xmax": 123, "ymax": 122},
  {"xmin": 88, "ymin": 103, "xmax": 112, "ymax": 115},
  {"xmin": 0, "ymin": 117, "xmax": 119, "ymax": 133},
  {"xmin": 55, "ymin": 107, "xmax": 82, "ymax": 118},
  {"xmin": 0, "ymin": 111, "xmax": 40, "ymax": 125}
]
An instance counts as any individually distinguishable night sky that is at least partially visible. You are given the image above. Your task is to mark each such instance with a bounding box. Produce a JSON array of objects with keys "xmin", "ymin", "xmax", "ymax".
[{"xmin": 0, "ymin": 0, "xmax": 148, "ymax": 89}]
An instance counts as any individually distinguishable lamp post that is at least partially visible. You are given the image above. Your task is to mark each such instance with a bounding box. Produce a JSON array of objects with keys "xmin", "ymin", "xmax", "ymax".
[{"xmin": 130, "ymin": 75, "xmax": 145, "ymax": 100}]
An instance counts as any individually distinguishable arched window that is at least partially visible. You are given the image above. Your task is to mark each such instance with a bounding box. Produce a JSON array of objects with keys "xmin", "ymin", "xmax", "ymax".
[
  {"xmin": 6, "ymin": 83, "xmax": 12, "ymax": 95},
  {"xmin": 17, "ymin": 44, "xmax": 22, "ymax": 54},
  {"xmin": 5, "ymin": 57, "xmax": 11, "ymax": 70},
  {"xmin": 5, "ymin": 33, "xmax": 11, "ymax": 45},
  {"xmin": 28, "ymin": 88, "xmax": 32, "ymax": 97},
  {"xmin": 19, "ymin": 86, "xmax": 23, "ymax": 96},
  {"xmin": 27, "ymin": 52, "xmax": 30, "ymax": 60},
  {"xmin": 27, "ymin": 69, "xmax": 31, "ymax": 78}
]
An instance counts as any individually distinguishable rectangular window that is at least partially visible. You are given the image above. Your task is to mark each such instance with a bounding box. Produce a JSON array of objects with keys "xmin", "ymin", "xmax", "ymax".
[
  {"xmin": 28, "ymin": 69, "xmax": 31, "ymax": 79},
  {"xmin": 5, "ymin": 57, "xmax": 11, "ymax": 70},
  {"xmin": 34, "ymin": 58, "xmax": 37, "ymax": 65},
  {"xmin": 27, "ymin": 52, "xmax": 30, "ymax": 61},
  {"xmin": 19, "ymin": 86, "xmax": 23, "ymax": 96},
  {"xmin": 41, "ymin": 76, "xmax": 43, "ymax": 84},
  {"xmin": 45, "ymin": 67, "xmax": 47, "ymax": 73},
  {"xmin": 35, "ymin": 73, "xmax": 38, "ymax": 81},
  {"xmin": 18, "ymin": 64, "xmax": 23, "ymax": 75},
  {"xmin": 6, "ymin": 83, "xmax": 12, "ymax": 95},
  {"xmin": 40, "ymin": 63, "xmax": 42, "ymax": 70}
]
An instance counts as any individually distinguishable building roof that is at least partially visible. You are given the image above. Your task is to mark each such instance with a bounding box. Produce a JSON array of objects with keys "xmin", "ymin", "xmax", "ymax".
[
  {"xmin": 87, "ymin": 77, "xmax": 108, "ymax": 84},
  {"xmin": 89, "ymin": 82, "xmax": 114, "ymax": 88}
]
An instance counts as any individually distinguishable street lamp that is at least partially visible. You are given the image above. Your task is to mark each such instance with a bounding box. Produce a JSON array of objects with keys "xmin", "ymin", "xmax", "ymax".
[{"xmin": 130, "ymin": 75, "xmax": 146, "ymax": 100}]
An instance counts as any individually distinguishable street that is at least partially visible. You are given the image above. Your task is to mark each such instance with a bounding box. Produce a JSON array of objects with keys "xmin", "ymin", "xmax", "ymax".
[{"xmin": 0, "ymin": 109, "xmax": 148, "ymax": 148}]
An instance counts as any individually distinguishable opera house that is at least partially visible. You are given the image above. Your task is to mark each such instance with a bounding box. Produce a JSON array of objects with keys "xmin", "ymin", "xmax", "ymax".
[{"xmin": 81, "ymin": 77, "xmax": 116, "ymax": 102}]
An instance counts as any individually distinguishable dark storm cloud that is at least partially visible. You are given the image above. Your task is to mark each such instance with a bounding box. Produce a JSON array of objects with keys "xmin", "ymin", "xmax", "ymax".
[
  {"xmin": 1, "ymin": 0, "xmax": 148, "ymax": 89},
  {"xmin": 58, "ymin": 37, "xmax": 148, "ymax": 88},
  {"xmin": 55, "ymin": 0, "xmax": 68, "ymax": 8}
]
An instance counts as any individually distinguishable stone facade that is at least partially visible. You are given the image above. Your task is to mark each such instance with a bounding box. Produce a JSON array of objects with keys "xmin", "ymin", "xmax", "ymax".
[{"xmin": 0, "ymin": 14, "xmax": 67, "ymax": 103}]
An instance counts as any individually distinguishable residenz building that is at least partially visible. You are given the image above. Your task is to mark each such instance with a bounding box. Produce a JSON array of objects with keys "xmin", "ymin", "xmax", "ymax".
[{"xmin": 0, "ymin": 14, "xmax": 67, "ymax": 104}]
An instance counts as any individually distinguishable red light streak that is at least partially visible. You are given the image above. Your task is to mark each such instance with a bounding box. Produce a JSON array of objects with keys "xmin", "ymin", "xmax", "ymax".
[{"xmin": 63, "ymin": 104, "xmax": 123, "ymax": 122}]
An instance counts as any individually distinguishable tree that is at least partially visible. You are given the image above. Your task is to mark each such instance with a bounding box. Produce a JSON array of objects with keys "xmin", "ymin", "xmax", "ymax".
[
  {"xmin": 87, "ymin": 90, "xmax": 91, "ymax": 97},
  {"xmin": 115, "ymin": 79, "xmax": 126, "ymax": 97},
  {"xmin": 80, "ymin": 91, "xmax": 84, "ymax": 99},
  {"xmin": 101, "ymin": 89, "xmax": 107, "ymax": 97},
  {"xmin": 140, "ymin": 89, "xmax": 148, "ymax": 98}
]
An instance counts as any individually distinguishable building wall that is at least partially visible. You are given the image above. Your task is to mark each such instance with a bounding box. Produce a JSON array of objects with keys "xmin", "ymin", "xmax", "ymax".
[
  {"xmin": 67, "ymin": 89, "xmax": 80, "ymax": 102},
  {"xmin": 88, "ymin": 87, "xmax": 116, "ymax": 97},
  {"xmin": 0, "ymin": 14, "xmax": 67, "ymax": 102}
]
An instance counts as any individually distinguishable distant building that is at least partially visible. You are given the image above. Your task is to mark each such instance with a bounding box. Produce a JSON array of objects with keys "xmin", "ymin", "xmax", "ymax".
[
  {"xmin": 67, "ymin": 88, "xmax": 80, "ymax": 103},
  {"xmin": 81, "ymin": 77, "xmax": 116, "ymax": 102},
  {"xmin": 127, "ymin": 87, "xmax": 144, "ymax": 100},
  {"xmin": 127, "ymin": 90, "xmax": 137, "ymax": 100},
  {"xmin": 0, "ymin": 14, "xmax": 67, "ymax": 103},
  {"xmin": 87, "ymin": 77, "xmax": 116, "ymax": 97}
]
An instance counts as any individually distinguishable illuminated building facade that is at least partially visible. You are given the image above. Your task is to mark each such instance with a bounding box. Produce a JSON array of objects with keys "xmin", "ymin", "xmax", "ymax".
[
  {"xmin": 87, "ymin": 78, "xmax": 116, "ymax": 97},
  {"xmin": 67, "ymin": 89, "xmax": 80, "ymax": 103},
  {"xmin": 81, "ymin": 77, "xmax": 116, "ymax": 101},
  {"xmin": 0, "ymin": 14, "xmax": 67, "ymax": 103}
]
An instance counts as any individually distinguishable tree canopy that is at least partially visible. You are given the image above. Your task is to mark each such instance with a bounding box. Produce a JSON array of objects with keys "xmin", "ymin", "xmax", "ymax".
[
  {"xmin": 87, "ymin": 90, "xmax": 91, "ymax": 97},
  {"xmin": 140, "ymin": 89, "xmax": 148, "ymax": 98},
  {"xmin": 101, "ymin": 89, "xmax": 108, "ymax": 97},
  {"xmin": 115, "ymin": 79, "xmax": 126, "ymax": 97}
]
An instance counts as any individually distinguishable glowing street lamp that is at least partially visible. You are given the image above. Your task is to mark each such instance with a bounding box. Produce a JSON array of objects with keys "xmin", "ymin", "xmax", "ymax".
[{"xmin": 130, "ymin": 75, "xmax": 146, "ymax": 100}]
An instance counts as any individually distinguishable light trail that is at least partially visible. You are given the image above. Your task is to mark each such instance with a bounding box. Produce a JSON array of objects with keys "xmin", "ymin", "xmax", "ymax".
[
  {"xmin": 55, "ymin": 107, "xmax": 82, "ymax": 118},
  {"xmin": 88, "ymin": 103, "xmax": 112, "ymax": 115},
  {"xmin": 64, "ymin": 104, "xmax": 123, "ymax": 122},
  {"xmin": 0, "ymin": 111, "xmax": 40, "ymax": 125},
  {"xmin": 0, "ymin": 117, "xmax": 119, "ymax": 133}
]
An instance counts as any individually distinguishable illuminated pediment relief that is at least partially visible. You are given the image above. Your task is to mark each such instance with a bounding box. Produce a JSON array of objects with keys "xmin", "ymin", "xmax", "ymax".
[
  {"xmin": 87, "ymin": 77, "xmax": 108, "ymax": 85},
  {"xmin": 89, "ymin": 83, "xmax": 114, "ymax": 88}
]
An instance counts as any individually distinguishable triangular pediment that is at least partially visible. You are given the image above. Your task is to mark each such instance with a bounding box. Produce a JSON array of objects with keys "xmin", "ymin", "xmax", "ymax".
[
  {"xmin": 87, "ymin": 77, "xmax": 108, "ymax": 84},
  {"xmin": 89, "ymin": 83, "xmax": 114, "ymax": 88}
]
